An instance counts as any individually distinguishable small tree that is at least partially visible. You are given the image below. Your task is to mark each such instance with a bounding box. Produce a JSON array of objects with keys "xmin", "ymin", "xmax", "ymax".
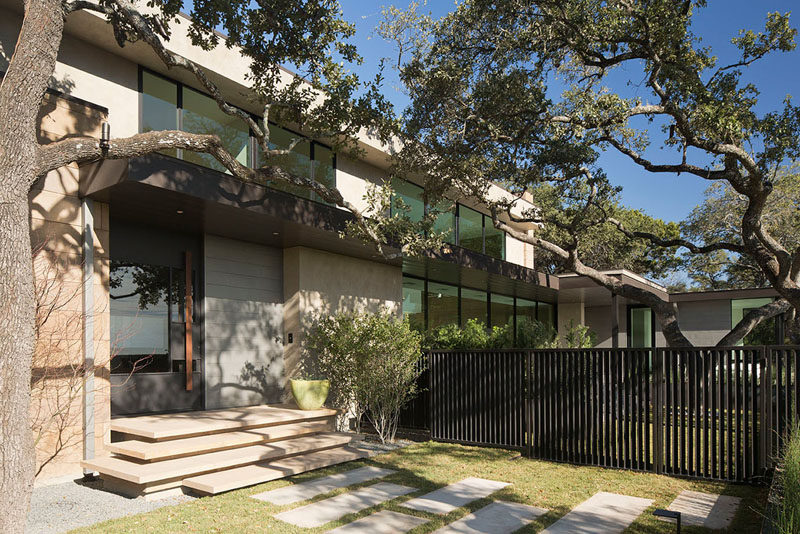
[{"xmin": 305, "ymin": 310, "xmax": 423, "ymax": 442}]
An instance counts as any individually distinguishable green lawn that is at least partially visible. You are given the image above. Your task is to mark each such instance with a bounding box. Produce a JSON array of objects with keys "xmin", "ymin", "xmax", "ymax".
[{"xmin": 71, "ymin": 442, "xmax": 769, "ymax": 533}]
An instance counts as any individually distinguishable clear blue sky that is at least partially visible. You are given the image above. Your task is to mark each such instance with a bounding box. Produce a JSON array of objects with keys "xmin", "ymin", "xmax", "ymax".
[{"xmin": 338, "ymin": 1, "xmax": 800, "ymax": 224}]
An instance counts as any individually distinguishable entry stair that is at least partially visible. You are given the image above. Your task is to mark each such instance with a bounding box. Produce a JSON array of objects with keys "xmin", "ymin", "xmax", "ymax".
[{"xmin": 82, "ymin": 404, "xmax": 366, "ymax": 499}]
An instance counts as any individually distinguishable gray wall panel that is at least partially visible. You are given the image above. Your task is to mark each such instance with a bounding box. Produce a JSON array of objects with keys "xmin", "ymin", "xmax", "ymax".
[{"xmin": 204, "ymin": 234, "xmax": 285, "ymax": 409}]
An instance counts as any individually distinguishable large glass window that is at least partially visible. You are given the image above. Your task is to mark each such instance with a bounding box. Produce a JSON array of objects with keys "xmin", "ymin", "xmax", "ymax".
[
  {"xmin": 732, "ymin": 297, "xmax": 777, "ymax": 345},
  {"xmin": 484, "ymin": 220, "xmax": 506, "ymax": 259},
  {"xmin": 427, "ymin": 282, "xmax": 459, "ymax": 329},
  {"xmin": 139, "ymin": 68, "xmax": 336, "ymax": 202},
  {"xmin": 458, "ymin": 205, "xmax": 484, "ymax": 253},
  {"xmin": 461, "ymin": 288, "xmax": 487, "ymax": 325},
  {"xmin": 402, "ymin": 277, "xmax": 425, "ymax": 331},
  {"xmin": 491, "ymin": 294, "xmax": 514, "ymax": 329},
  {"xmin": 391, "ymin": 179, "xmax": 425, "ymax": 222},
  {"xmin": 141, "ymin": 71, "xmax": 178, "ymax": 158},
  {"xmin": 181, "ymin": 86, "xmax": 250, "ymax": 173},
  {"xmin": 537, "ymin": 302, "xmax": 555, "ymax": 330},
  {"xmin": 629, "ymin": 307, "xmax": 653, "ymax": 348},
  {"xmin": 110, "ymin": 262, "xmax": 178, "ymax": 374},
  {"xmin": 432, "ymin": 203, "xmax": 455, "ymax": 243},
  {"xmin": 516, "ymin": 297, "xmax": 538, "ymax": 335}
]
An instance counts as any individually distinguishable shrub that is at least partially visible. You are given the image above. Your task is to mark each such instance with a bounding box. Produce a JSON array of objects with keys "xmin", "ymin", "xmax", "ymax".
[
  {"xmin": 304, "ymin": 310, "xmax": 423, "ymax": 443},
  {"xmin": 423, "ymin": 317, "xmax": 593, "ymax": 350},
  {"xmin": 771, "ymin": 423, "xmax": 800, "ymax": 533}
]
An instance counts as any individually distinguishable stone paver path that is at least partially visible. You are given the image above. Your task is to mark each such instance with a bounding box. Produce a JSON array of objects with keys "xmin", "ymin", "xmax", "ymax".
[
  {"xmin": 274, "ymin": 482, "xmax": 416, "ymax": 528},
  {"xmin": 660, "ymin": 490, "xmax": 741, "ymax": 529},
  {"xmin": 252, "ymin": 466, "xmax": 396, "ymax": 505},
  {"xmin": 325, "ymin": 510, "xmax": 429, "ymax": 533},
  {"xmin": 433, "ymin": 501, "xmax": 548, "ymax": 534},
  {"xmin": 401, "ymin": 478, "xmax": 510, "ymax": 515},
  {"xmin": 540, "ymin": 491, "xmax": 653, "ymax": 534}
]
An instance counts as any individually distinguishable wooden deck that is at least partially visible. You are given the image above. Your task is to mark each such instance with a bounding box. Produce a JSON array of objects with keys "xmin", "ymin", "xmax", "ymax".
[{"xmin": 84, "ymin": 404, "xmax": 364, "ymax": 498}]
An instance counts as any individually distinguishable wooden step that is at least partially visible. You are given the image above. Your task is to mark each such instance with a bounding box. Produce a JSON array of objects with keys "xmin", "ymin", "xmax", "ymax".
[
  {"xmin": 83, "ymin": 432, "xmax": 357, "ymax": 485},
  {"xmin": 108, "ymin": 420, "xmax": 333, "ymax": 461},
  {"xmin": 110, "ymin": 404, "xmax": 337, "ymax": 440},
  {"xmin": 183, "ymin": 446, "xmax": 370, "ymax": 495}
]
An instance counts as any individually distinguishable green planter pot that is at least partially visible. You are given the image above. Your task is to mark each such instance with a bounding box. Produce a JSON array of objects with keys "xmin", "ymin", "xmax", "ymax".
[{"xmin": 290, "ymin": 379, "xmax": 330, "ymax": 410}]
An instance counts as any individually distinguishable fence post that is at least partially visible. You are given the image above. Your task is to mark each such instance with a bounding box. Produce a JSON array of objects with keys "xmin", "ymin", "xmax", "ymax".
[
  {"xmin": 526, "ymin": 351, "xmax": 532, "ymax": 458},
  {"xmin": 758, "ymin": 346, "xmax": 769, "ymax": 474},
  {"xmin": 653, "ymin": 347, "xmax": 663, "ymax": 475}
]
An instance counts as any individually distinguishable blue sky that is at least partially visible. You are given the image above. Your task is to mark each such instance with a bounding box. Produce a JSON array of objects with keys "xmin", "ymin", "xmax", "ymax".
[{"xmin": 338, "ymin": 1, "xmax": 800, "ymax": 223}]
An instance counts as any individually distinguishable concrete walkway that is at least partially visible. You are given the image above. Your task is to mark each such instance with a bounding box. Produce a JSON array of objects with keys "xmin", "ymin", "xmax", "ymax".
[
  {"xmin": 252, "ymin": 466, "xmax": 395, "ymax": 505},
  {"xmin": 401, "ymin": 478, "xmax": 510, "ymax": 515},
  {"xmin": 274, "ymin": 482, "xmax": 416, "ymax": 528},
  {"xmin": 661, "ymin": 490, "xmax": 741, "ymax": 529},
  {"xmin": 325, "ymin": 510, "xmax": 429, "ymax": 533},
  {"xmin": 433, "ymin": 501, "xmax": 548, "ymax": 534},
  {"xmin": 540, "ymin": 492, "xmax": 653, "ymax": 534}
]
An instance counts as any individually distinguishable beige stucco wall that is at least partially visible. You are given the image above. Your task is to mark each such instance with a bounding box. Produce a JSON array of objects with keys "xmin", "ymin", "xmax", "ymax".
[
  {"xmin": 282, "ymin": 247, "xmax": 402, "ymax": 396},
  {"xmin": 29, "ymin": 94, "xmax": 111, "ymax": 480},
  {"xmin": 557, "ymin": 302, "xmax": 585, "ymax": 337}
]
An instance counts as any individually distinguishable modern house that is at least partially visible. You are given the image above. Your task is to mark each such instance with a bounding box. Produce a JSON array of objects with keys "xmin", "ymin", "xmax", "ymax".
[{"xmin": 2, "ymin": 1, "xmax": 781, "ymax": 494}]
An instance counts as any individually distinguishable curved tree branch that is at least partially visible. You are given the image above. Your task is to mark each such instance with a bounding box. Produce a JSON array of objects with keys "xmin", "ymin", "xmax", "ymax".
[
  {"xmin": 717, "ymin": 298, "xmax": 790, "ymax": 347},
  {"xmin": 608, "ymin": 217, "xmax": 746, "ymax": 255}
]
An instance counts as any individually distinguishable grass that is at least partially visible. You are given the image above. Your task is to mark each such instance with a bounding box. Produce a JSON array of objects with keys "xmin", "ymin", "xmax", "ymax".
[
  {"xmin": 771, "ymin": 424, "xmax": 800, "ymax": 533},
  {"xmin": 71, "ymin": 441, "xmax": 769, "ymax": 533}
]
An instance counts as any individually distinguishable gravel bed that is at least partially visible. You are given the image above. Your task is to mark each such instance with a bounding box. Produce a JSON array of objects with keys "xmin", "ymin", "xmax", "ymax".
[
  {"xmin": 355, "ymin": 437, "xmax": 414, "ymax": 456},
  {"xmin": 26, "ymin": 477, "xmax": 194, "ymax": 534}
]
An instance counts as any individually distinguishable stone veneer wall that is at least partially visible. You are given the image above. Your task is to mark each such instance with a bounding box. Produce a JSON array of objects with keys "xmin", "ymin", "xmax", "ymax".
[{"xmin": 29, "ymin": 93, "xmax": 111, "ymax": 480}]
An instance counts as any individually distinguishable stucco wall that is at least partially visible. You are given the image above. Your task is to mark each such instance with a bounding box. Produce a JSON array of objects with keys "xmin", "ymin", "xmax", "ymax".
[
  {"xmin": 29, "ymin": 93, "xmax": 111, "ymax": 480},
  {"xmin": 204, "ymin": 235, "xmax": 285, "ymax": 409},
  {"xmin": 676, "ymin": 300, "xmax": 732, "ymax": 347},
  {"xmin": 282, "ymin": 247, "xmax": 402, "ymax": 395}
]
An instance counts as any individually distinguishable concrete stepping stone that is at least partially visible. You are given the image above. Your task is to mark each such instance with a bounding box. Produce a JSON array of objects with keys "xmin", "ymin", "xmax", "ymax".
[
  {"xmin": 252, "ymin": 466, "xmax": 396, "ymax": 505},
  {"xmin": 274, "ymin": 482, "xmax": 416, "ymax": 528},
  {"xmin": 659, "ymin": 490, "xmax": 741, "ymax": 529},
  {"xmin": 540, "ymin": 491, "xmax": 653, "ymax": 534},
  {"xmin": 401, "ymin": 477, "xmax": 510, "ymax": 515},
  {"xmin": 433, "ymin": 501, "xmax": 548, "ymax": 534},
  {"xmin": 325, "ymin": 510, "xmax": 429, "ymax": 533}
]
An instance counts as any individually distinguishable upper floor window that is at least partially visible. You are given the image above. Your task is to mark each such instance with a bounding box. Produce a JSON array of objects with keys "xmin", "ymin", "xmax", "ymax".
[
  {"xmin": 456, "ymin": 204, "xmax": 506, "ymax": 260},
  {"xmin": 140, "ymin": 68, "xmax": 335, "ymax": 203}
]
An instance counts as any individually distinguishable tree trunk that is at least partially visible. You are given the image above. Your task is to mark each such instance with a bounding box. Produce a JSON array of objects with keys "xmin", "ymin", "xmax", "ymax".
[
  {"xmin": 0, "ymin": 193, "xmax": 37, "ymax": 534},
  {"xmin": 0, "ymin": 0, "xmax": 65, "ymax": 530}
]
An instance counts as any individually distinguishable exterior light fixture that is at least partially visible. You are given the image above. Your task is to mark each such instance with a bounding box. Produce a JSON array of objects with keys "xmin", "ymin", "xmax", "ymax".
[
  {"xmin": 100, "ymin": 122, "xmax": 111, "ymax": 152},
  {"xmin": 176, "ymin": 210, "xmax": 184, "ymax": 215}
]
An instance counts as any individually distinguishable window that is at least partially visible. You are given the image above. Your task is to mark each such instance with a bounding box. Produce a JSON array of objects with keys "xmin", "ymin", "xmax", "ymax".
[
  {"xmin": 110, "ymin": 262, "xmax": 185, "ymax": 374},
  {"xmin": 432, "ymin": 203, "xmax": 456, "ymax": 243},
  {"xmin": 484, "ymin": 220, "xmax": 506, "ymax": 259},
  {"xmin": 491, "ymin": 294, "xmax": 514, "ymax": 329},
  {"xmin": 537, "ymin": 302, "xmax": 555, "ymax": 330},
  {"xmin": 731, "ymin": 297, "xmax": 778, "ymax": 345},
  {"xmin": 141, "ymin": 71, "xmax": 178, "ymax": 158},
  {"xmin": 391, "ymin": 179, "xmax": 424, "ymax": 222},
  {"xmin": 461, "ymin": 288, "xmax": 487, "ymax": 325},
  {"xmin": 427, "ymin": 282, "xmax": 459, "ymax": 329},
  {"xmin": 455, "ymin": 204, "xmax": 506, "ymax": 260},
  {"xmin": 458, "ymin": 205, "xmax": 484, "ymax": 253},
  {"xmin": 402, "ymin": 277, "xmax": 425, "ymax": 332},
  {"xmin": 516, "ymin": 297, "xmax": 538, "ymax": 336},
  {"xmin": 140, "ymin": 67, "xmax": 336, "ymax": 202},
  {"xmin": 628, "ymin": 307, "xmax": 654, "ymax": 348},
  {"xmin": 182, "ymin": 86, "xmax": 250, "ymax": 173}
]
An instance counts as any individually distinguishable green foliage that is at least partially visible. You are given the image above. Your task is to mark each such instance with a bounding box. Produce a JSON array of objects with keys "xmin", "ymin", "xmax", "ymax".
[
  {"xmin": 304, "ymin": 310, "xmax": 423, "ymax": 443},
  {"xmin": 772, "ymin": 424, "xmax": 800, "ymax": 533},
  {"xmin": 423, "ymin": 318, "xmax": 593, "ymax": 349},
  {"xmin": 681, "ymin": 165, "xmax": 800, "ymax": 290}
]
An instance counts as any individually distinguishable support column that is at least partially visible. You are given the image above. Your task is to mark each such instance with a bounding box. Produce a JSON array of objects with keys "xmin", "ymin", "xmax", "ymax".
[{"xmin": 81, "ymin": 198, "xmax": 95, "ymax": 473}]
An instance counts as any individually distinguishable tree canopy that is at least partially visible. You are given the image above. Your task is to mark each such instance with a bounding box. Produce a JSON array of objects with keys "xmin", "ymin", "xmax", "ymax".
[{"xmin": 381, "ymin": 0, "xmax": 800, "ymax": 346}]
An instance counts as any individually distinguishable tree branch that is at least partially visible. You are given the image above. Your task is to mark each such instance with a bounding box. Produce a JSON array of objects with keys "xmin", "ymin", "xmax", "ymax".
[
  {"xmin": 716, "ymin": 298, "xmax": 790, "ymax": 347},
  {"xmin": 608, "ymin": 217, "xmax": 746, "ymax": 255}
]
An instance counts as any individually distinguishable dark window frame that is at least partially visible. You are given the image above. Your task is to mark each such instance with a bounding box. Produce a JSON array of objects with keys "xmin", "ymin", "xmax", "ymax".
[{"xmin": 138, "ymin": 66, "xmax": 337, "ymax": 204}]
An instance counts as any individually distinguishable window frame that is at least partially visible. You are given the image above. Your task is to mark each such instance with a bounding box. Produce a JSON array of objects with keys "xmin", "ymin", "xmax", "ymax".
[
  {"xmin": 626, "ymin": 305, "xmax": 656, "ymax": 348},
  {"xmin": 138, "ymin": 66, "xmax": 337, "ymax": 204}
]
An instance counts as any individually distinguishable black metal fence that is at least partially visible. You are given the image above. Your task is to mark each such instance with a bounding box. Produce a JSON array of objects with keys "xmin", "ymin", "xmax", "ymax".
[{"xmin": 400, "ymin": 346, "xmax": 800, "ymax": 483}]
